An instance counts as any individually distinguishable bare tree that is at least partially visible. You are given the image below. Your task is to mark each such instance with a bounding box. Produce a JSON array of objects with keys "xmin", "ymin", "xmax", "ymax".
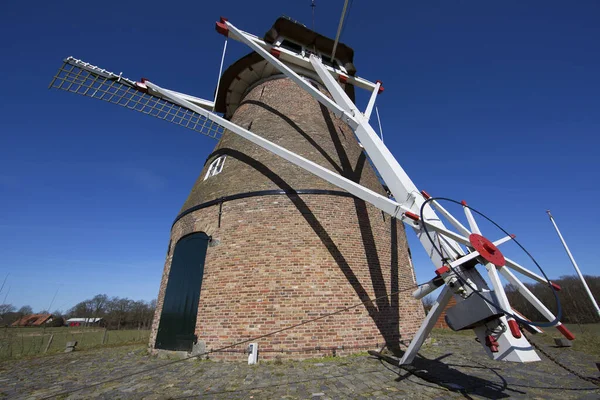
[
  {"xmin": 506, "ymin": 275, "xmax": 600, "ymax": 324},
  {"xmin": 0, "ymin": 304, "xmax": 15, "ymax": 315},
  {"xmin": 422, "ymin": 296, "xmax": 434, "ymax": 315},
  {"xmin": 18, "ymin": 305, "xmax": 33, "ymax": 315},
  {"xmin": 66, "ymin": 295, "xmax": 156, "ymax": 330}
]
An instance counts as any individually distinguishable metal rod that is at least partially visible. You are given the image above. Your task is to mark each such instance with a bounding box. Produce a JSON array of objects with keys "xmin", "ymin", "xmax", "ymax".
[
  {"xmin": 331, "ymin": 0, "xmax": 349, "ymax": 61},
  {"xmin": 213, "ymin": 38, "xmax": 228, "ymax": 111},
  {"xmin": 218, "ymin": 199, "xmax": 223, "ymax": 228},
  {"xmin": 375, "ymin": 106, "xmax": 383, "ymax": 142},
  {"xmin": 311, "ymin": 0, "xmax": 316, "ymax": 30},
  {"xmin": 547, "ymin": 210, "xmax": 600, "ymax": 317},
  {"xmin": 364, "ymin": 82, "xmax": 380, "ymax": 120}
]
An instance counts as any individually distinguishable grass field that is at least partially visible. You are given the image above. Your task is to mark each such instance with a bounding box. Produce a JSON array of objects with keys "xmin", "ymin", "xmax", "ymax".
[
  {"xmin": 545, "ymin": 322, "xmax": 600, "ymax": 356},
  {"xmin": 0, "ymin": 327, "xmax": 150, "ymax": 360},
  {"xmin": 2, "ymin": 323, "xmax": 598, "ymax": 361},
  {"xmin": 434, "ymin": 323, "xmax": 600, "ymax": 357}
]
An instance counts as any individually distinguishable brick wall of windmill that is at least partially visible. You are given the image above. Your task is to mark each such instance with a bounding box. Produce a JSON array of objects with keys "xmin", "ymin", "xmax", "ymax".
[
  {"xmin": 149, "ymin": 77, "xmax": 426, "ymax": 360},
  {"xmin": 433, "ymin": 296, "xmax": 458, "ymax": 329}
]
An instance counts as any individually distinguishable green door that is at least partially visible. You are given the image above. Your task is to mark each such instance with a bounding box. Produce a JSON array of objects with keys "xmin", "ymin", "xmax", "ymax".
[{"xmin": 155, "ymin": 232, "xmax": 209, "ymax": 351}]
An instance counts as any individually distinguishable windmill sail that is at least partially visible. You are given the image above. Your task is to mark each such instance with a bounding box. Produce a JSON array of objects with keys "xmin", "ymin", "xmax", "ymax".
[{"xmin": 49, "ymin": 57, "xmax": 223, "ymax": 140}]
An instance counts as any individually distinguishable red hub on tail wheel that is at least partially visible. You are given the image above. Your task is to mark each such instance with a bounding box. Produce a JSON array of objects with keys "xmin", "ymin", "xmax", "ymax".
[{"xmin": 469, "ymin": 233, "xmax": 506, "ymax": 267}]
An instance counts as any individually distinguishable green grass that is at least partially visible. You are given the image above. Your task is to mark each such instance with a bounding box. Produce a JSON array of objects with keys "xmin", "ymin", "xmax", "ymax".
[
  {"xmin": 0, "ymin": 327, "xmax": 150, "ymax": 360},
  {"xmin": 537, "ymin": 322, "xmax": 600, "ymax": 357},
  {"xmin": 431, "ymin": 327, "xmax": 475, "ymax": 337},
  {"xmin": 433, "ymin": 323, "xmax": 600, "ymax": 357}
]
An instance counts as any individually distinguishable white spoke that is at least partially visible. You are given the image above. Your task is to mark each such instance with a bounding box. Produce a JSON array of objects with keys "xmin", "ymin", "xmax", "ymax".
[
  {"xmin": 448, "ymin": 250, "xmax": 480, "ymax": 268},
  {"xmin": 492, "ymin": 234, "xmax": 515, "ymax": 248},
  {"xmin": 463, "ymin": 203, "xmax": 481, "ymax": 234},
  {"xmin": 430, "ymin": 199, "xmax": 471, "ymax": 237},
  {"xmin": 485, "ymin": 262, "xmax": 512, "ymax": 311},
  {"xmin": 504, "ymin": 257, "xmax": 548, "ymax": 285},
  {"xmin": 421, "ymin": 219, "xmax": 471, "ymax": 247},
  {"xmin": 499, "ymin": 267, "xmax": 557, "ymax": 325},
  {"xmin": 438, "ymin": 233, "xmax": 466, "ymax": 258},
  {"xmin": 400, "ymin": 287, "xmax": 453, "ymax": 365}
]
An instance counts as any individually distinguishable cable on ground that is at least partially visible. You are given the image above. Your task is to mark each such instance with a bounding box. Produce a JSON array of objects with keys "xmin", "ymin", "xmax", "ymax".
[{"xmin": 523, "ymin": 331, "xmax": 600, "ymax": 387}]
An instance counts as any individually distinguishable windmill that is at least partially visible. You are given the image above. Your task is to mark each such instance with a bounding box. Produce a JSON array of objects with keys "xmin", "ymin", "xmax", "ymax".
[{"xmin": 49, "ymin": 16, "xmax": 573, "ymax": 364}]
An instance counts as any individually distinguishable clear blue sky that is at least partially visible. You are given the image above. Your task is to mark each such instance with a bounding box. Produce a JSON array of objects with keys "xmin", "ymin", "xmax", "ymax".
[{"xmin": 1, "ymin": 1, "xmax": 598, "ymax": 313}]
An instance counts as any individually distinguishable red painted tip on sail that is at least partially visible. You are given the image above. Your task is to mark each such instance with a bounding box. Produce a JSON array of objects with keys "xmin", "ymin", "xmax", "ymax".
[
  {"xmin": 556, "ymin": 324, "xmax": 575, "ymax": 341},
  {"xmin": 435, "ymin": 265, "xmax": 450, "ymax": 276},
  {"xmin": 404, "ymin": 211, "xmax": 420, "ymax": 221},
  {"xmin": 507, "ymin": 319, "xmax": 522, "ymax": 338}
]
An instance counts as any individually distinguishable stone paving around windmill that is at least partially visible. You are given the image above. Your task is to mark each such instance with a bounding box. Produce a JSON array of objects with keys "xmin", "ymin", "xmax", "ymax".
[{"xmin": 1, "ymin": 332, "xmax": 599, "ymax": 399}]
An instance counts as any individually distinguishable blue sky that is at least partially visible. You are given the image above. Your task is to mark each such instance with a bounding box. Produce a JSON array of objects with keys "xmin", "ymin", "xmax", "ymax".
[{"xmin": 1, "ymin": 1, "xmax": 598, "ymax": 313}]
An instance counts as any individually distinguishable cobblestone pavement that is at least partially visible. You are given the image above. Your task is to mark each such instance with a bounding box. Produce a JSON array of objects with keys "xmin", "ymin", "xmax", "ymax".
[{"xmin": 1, "ymin": 333, "xmax": 599, "ymax": 399}]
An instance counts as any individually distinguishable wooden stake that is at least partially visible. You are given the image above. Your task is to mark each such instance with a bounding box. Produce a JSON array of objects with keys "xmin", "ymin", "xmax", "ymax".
[{"xmin": 44, "ymin": 334, "xmax": 54, "ymax": 353}]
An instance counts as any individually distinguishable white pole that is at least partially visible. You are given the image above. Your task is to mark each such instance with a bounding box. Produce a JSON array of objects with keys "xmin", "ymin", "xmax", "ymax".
[
  {"xmin": 331, "ymin": 0, "xmax": 349, "ymax": 61},
  {"xmin": 547, "ymin": 210, "xmax": 600, "ymax": 318}
]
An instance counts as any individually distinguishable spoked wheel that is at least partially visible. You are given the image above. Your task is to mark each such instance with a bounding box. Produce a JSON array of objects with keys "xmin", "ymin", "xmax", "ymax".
[{"xmin": 408, "ymin": 191, "xmax": 574, "ymax": 350}]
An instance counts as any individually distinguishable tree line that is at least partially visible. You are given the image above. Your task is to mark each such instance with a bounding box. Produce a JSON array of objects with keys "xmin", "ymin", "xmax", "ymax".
[
  {"xmin": 65, "ymin": 294, "xmax": 156, "ymax": 330},
  {"xmin": 0, "ymin": 294, "xmax": 156, "ymax": 330},
  {"xmin": 505, "ymin": 275, "xmax": 600, "ymax": 324}
]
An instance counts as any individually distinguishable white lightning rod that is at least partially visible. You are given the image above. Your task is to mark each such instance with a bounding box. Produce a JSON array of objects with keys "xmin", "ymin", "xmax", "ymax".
[{"xmin": 547, "ymin": 210, "xmax": 600, "ymax": 318}]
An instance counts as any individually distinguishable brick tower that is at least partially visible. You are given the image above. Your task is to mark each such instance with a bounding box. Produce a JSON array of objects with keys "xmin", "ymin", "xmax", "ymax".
[{"xmin": 149, "ymin": 17, "xmax": 425, "ymax": 359}]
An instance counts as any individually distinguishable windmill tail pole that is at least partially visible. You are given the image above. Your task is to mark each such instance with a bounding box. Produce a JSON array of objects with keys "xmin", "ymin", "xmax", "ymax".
[{"xmin": 547, "ymin": 210, "xmax": 600, "ymax": 318}]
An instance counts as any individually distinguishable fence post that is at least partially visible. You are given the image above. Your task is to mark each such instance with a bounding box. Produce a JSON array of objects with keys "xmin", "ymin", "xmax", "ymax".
[
  {"xmin": 102, "ymin": 328, "xmax": 108, "ymax": 345},
  {"xmin": 44, "ymin": 334, "xmax": 54, "ymax": 353}
]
